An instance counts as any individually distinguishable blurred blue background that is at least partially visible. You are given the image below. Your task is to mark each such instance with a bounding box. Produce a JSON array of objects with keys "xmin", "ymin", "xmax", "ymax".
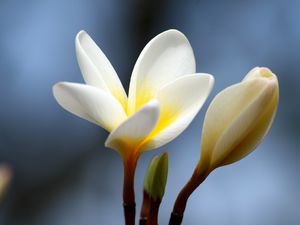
[{"xmin": 0, "ymin": 0, "xmax": 299, "ymax": 224}]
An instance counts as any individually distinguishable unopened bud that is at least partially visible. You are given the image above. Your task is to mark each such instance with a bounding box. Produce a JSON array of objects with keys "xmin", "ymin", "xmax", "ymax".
[{"xmin": 143, "ymin": 152, "xmax": 168, "ymax": 201}]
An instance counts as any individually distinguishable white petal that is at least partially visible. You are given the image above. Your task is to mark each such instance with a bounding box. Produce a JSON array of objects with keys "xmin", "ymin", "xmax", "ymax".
[
  {"xmin": 219, "ymin": 88, "xmax": 278, "ymax": 166},
  {"xmin": 75, "ymin": 30, "xmax": 127, "ymax": 108},
  {"xmin": 105, "ymin": 100, "xmax": 160, "ymax": 157},
  {"xmin": 127, "ymin": 29, "xmax": 196, "ymax": 115},
  {"xmin": 53, "ymin": 82, "xmax": 127, "ymax": 132},
  {"xmin": 141, "ymin": 74, "xmax": 214, "ymax": 151}
]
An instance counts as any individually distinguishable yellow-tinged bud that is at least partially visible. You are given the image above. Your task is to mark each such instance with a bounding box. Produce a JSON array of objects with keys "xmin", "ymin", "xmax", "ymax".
[
  {"xmin": 0, "ymin": 164, "xmax": 12, "ymax": 201},
  {"xmin": 144, "ymin": 152, "xmax": 168, "ymax": 201},
  {"xmin": 199, "ymin": 67, "xmax": 279, "ymax": 173}
]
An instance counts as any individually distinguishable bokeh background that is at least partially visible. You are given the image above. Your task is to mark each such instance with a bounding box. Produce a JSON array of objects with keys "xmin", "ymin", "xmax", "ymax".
[{"xmin": 0, "ymin": 0, "xmax": 299, "ymax": 224}]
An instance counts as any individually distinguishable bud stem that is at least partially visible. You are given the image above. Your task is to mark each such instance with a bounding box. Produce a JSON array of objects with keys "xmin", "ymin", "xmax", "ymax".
[
  {"xmin": 146, "ymin": 199, "xmax": 161, "ymax": 225},
  {"xmin": 139, "ymin": 191, "xmax": 150, "ymax": 225},
  {"xmin": 168, "ymin": 167, "xmax": 209, "ymax": 225}
]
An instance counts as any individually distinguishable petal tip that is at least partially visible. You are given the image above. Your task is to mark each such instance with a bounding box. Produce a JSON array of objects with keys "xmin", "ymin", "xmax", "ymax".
[
  {"xmin": 208, "ymin": 74, "xmax": 215, "ymax": 87},
  {"xmin": 145, "ymin": 99, "xmax": 160, "ymax": 118},
  {"xmin": 165, "ymin": 29, "xmax": 183, "ymax": 35},
  {"xmin": 52, "ymin": 82, "xmax": 59, "ymax": 90},
  {"xmin": 147, "ymin": 99, "xmax": 160, "ymax": 109},
  {"xmin": 244, "ymin": 67, "xmax": 277, "ymax": 82},
  {"xmin": 76, "ymin": 30, "xmax": 88, "ymax": 39},
  {"xmin": 157, "ymin": 29, "xmax": 189, "ymax": 43},
  {"xmin": 52, "ymin": 82, "xmax": 66, "ymax": 95},
  {"xmin": 52, "ymin": 82, "xmax": 78, "ymax": 103},
  {"xmin": 75, "ymin": 30, "xmax": 91, "ymax": 47},
  {"xmin": 104, "ymin": 137, "xmax": 110, "ymax": 148},
  {"xmin": 52, "ymin": 84, "xmax": 59, "ymax": 97},
  {"xmin": 196, "ymin": 73, "xmax": 215, "ymax": 90},
  {"xmin": 202, "ymin": 73, "xmax": 215, "ymax": 84}
]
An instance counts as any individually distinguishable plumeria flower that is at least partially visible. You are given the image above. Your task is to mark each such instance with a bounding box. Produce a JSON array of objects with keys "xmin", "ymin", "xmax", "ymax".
[{"xmin": 53, "ymin": 29, "xmax": 214, "ymax": 160}]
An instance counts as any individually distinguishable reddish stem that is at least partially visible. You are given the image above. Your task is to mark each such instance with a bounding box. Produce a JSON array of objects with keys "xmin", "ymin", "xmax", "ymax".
[
  {"xmin": 168, "ymin": 168, "xmax": 209, "ymax": 225},
  {"xmin": 139, "ymin": 191, "xmax": 150, "ymax": 225},
  {"xmin": 123, "ymin": 153, "xmax": 139, "ymax": 225},
  {"xmin": 146, "ymin": 199, "xmax": 161, "ymax": 225}
]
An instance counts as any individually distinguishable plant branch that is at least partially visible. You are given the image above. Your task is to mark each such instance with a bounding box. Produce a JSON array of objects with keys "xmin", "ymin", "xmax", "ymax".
[
  {"xmin": 168, "ymin": 167, "xmax": 209, "ymax": 225},
  {"xmin": 123, "ymin": 153, "xmax": 139, "ymax": 225},
  {"xmin": 146, "ymin": 199, "xmax": 161, "ymax": 225},
  {"xmin": 139, "ymin": 191, "xmax": 150, "ymax": 225}
]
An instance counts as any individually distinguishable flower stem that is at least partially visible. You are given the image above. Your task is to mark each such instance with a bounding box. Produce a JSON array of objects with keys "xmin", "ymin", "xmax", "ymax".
[
  {"xmin": 124, "ymin": 202, "xmax": 136, "ymax": 225},
  {"xmin": 123, "ymin": 154, "xmax": 139, "ymax": 225},
  {"xmin": 168, "ymin": 167, "xmax": 209, "ymax": 225}
]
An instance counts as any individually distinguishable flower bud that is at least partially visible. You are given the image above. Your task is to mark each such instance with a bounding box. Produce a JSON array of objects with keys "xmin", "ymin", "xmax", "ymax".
[
  {"xmin": 144, "ymin": 152, "xmax": 168, "ymax": 201},
  {"xmin": 0, "ymin": 164, "xmax": 12, "ymax": 201},
  {"xmin": 199, "ymin": 67, "xmax": 279, "ymax": 173}
]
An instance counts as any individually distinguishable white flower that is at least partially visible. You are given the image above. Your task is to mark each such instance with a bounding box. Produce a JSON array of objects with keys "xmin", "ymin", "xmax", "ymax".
[
  {"xmin": 53, "ymin": 30, "xmax": 214, "ymax": 158},
  {"xmin": 199, "ymin": 67, "xmax": 279, "ymax": 172}
]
